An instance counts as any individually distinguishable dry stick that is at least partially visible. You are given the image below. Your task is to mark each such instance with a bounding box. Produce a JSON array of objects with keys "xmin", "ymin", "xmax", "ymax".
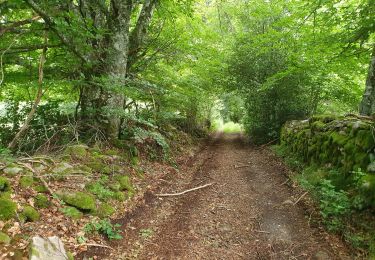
[
  {"xmin": 293, "ymin": 191, "xmax": 308, "ymax": 205},
  {"xmin": 8, "ymin": 31, "xmax": 48, "ymax": 150},
  {"xmin": 256, "ymin": 138, "xmax": 279, "ymax": 150},
  {"xmin": 19, "ymin": 162, "xmax": 56, "ymax": 199},
  {"xmin": 156, "ymin": 183, "xmax": 214, "ymax": 197},
  {"xmin": 82, "ymin": 243, "xmax": 113, "ymax": 250},
  {"xmin": 234, "ymin": 164, "xmax": 251, "ymax": 169}
]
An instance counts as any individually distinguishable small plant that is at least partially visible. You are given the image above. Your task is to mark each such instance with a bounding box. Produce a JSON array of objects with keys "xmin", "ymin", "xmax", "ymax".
[
  {"xmin": 84, "ymin": 219, "xmax": 122, "ymax": 240},
  {"xmin": 139, "ymin": 228, "xmax": 153, "ymax": 239},
  {"xmin": 318, "ymin": 180, "xmax": 351, "ymax": 232}
]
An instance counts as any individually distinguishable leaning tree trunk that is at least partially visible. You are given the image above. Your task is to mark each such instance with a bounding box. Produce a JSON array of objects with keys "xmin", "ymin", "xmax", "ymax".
[{"xmin": 359, "ymin": 45, "xmax": 375, "ymax": 116}]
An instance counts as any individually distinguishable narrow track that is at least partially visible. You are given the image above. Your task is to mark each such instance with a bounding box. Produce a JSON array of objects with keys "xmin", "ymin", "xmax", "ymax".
[{"xmin": 83, "ymin": 133, "xmax": 351, "ymax": 259}]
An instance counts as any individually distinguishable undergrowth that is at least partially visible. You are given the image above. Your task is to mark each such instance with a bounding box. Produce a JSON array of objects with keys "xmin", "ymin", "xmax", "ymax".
[{"xmin": 272, "ymin": 145, "xmax": 375, "ymax": 257}]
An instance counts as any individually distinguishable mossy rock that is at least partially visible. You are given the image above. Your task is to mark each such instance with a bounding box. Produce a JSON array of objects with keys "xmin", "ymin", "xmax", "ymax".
[
  {"xmin": 355, "ymin": 130, "xmax": 375, "ymax": 150},
  {"xmin": 104, "ymin": 149, "xmax": 120, "ymax": 156},
  {"xmin": 330, "ymin": 132, "xmax": 349, "ymax": 146},
  {"xmin": 108, "ymin": 181, "xmax": 121, "ymax": 191},
  {"xmin": 0, "ymin": 176, "xmax": 11, "ymax": 192},
  {"xmin": 96, "ymin": 203, "xmax": 115, "ymax": 218},
  {"xmin": 310, "ymin": 114, "xmax": 336, "ymax": 124},
  {"xmin": 19, "ymin": 176, "xmax": 34, "ymax": 188},
  {"xmin": 113, "ymin": 191, "xmax": 125, "ymax": 201},
  {"xmin": 34, "ymin": 185, "xmax": 48, "ymax": 193},
  {"xmin": 0, "ymin": 197, "xmax": 16, "ymax": 220},
  {"xmin": 0, "ymin": 232, "xmax": 10, "ymax": 244},
  {"xmin": 64, "ymin": 144, "xmax": 89, "ymax": 159},
  {"xmin": 87, "ymin": 161, "xmax": 107, "ymax": 172},
  {"xmin": 52, "ymin": 162, "xmax": 74, "ymax": 175},
  {"xmin": 59, "ymin": 191, "xmax": 96, "ymax": 212},
  {"xmin": 60, "ymin": 206, "xmax": 83, "ymax": 219},
  {"xmin": 0, "ymin": 191, "xmax": 11, "ymax": 199},
  {"xmin": 35, "ymin": 194, "xmax": 50, "ymax": 208},
  {"xmin": 20, "ymin": 206, "xmax": 40, "ymax": 222},
  {"xmin": 115, "ymin": 175, "xmax": 134, "ymax": 192},
  {"xmin": 3, "ymin": 165, "xmax": 23, "ymax": 176}
]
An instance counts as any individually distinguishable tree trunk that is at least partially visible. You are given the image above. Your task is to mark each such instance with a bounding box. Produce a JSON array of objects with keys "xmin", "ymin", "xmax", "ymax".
[
  {"xmin": 104, "ymin": 0, "xmax": 133, "ymax": 140},
  {"xmin": 359, "ymin": 45, "xmax": 375, "ymax": 116}
]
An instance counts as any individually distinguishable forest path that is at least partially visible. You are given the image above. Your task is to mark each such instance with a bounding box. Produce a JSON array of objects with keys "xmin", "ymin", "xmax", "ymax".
[{"xmin": 88, "ymin": 133, "xmax": 351, "ymax": 259}]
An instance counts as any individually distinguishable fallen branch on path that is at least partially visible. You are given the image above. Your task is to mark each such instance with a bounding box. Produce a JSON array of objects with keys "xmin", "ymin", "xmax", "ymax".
[
  {"xmin": 156, "ymin": 183, "xmax": 214, "ymax": 197},
  {"xmin": 254, "ymin": 230, "xmax": 271, "ymax": 234},
  {"xmin": 81, "ymin": 243, "xmax": 113, "ymax": 250},
  {"xmin": 293, "ymin": 191, "xmax": 308, "ymax": 205},
  {"xmin": 234, "ymin": 164, "xmax": 251, "ymax": 169}
]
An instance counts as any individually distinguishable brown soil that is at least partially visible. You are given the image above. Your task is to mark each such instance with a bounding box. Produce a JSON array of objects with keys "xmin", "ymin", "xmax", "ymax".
[{"xmin": 81, "ymin": 133, "xmax": 352, "ymax": 260}]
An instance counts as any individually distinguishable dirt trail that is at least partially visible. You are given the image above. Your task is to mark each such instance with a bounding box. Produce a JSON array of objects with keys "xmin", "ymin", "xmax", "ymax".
[{"xmin": 84, "ymin": 133, "xmax": 352, "ymax": 259}]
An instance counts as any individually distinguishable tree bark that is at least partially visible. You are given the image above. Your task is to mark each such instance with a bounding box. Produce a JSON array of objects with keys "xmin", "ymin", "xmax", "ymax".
[
  {"xmin": 359, "ymin": 45, "xmax": 375, "ymax": 116},
  {"xmin": 103, "ymin": 0, "xmax": 133, "ymax": 140}
]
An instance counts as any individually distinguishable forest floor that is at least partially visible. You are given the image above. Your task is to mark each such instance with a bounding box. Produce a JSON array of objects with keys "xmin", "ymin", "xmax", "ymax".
[{"xmin": 81, "ymin": 133, "xmax": 352, "ymax": 260}]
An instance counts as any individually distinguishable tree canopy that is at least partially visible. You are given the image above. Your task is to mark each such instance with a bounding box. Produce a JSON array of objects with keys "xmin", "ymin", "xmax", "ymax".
[{"xmin": 0, "ymin": 0, "xmax": 374, "ymax": 149}]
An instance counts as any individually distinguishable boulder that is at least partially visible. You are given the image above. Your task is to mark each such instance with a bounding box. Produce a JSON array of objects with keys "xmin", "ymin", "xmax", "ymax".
[{"xmin": 29, "ymin": 236, "xmax": 67, "ymax": 260}]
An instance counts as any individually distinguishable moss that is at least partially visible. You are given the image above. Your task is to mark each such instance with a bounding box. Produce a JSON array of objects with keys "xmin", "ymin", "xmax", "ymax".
[
  {"xmin": 60, "ymin": 206, "xmax": 83, "ymax": 219},
  {"xmin": 19, "ymin": 176, "xmax": 34, "ymax": 188},
  {"xmin": 310, "ymin": 114, "xmax": 336, "ymax": 124},
  {"xmin": 87, "ymin": 161, "xmax": 110, "ymax": 174},
  {"xmin": 0, "ymin": 197, "xmax": 16, "ymax": 220},
  {"xmin": 311, "ymin": 121, "xmax": 326, "ymax": 131},
  {"xmin": 96, "ymin": 203, "xmax": 115, "ymax": 218},
  {"xmin": 116, "ymin": 175, "xmax": 134, "ymax": 192},
  {"xmin": 34, "ymin": 185, "xmax": 48, "ymax": 193},
  {"xmin": 105, "ymin": 149, "xmax": 120, "ymax": 156},
  {"xmin": 20, "ymin": 206, "xmax": 40, "ymax": 222},
  {"xmin": 355, "ymin": 130, "xmax": 375, "ymax": 150},
  {"xmin": 64, "ymin": 144, "xmax": 89, "ymax": 159},
  {"xmin": 0, "ymin": 232, "xmax": 10, "ymax": 244},
  {"xmin": 0, "ymin": 191, "xmax": 11, "ymax": 199},
  {"xmin": 35, "ymin": 194, "xmax": 50, "ymax": 208},
  {"xmin": 113, "ymin": 191, "xmax": 125, "ymax": 201},
  {"xmin": 330, "ymin": 132, "xmax": 349, "ymax": 146},
  {"xmin": 60, "ymin": 191, "xmax": 96, "ymax": 212},
  {"xmin": 67, "ymin": 251, "xmax": 75, "ymax": 260},
  {"xmin": 101, "ymin": 166, "xmax": 112, "ymax": 175},
  {"xmin": 108, "ymin": 181, "xmax": 121, "ymax": 191},
  {"xmin": 0, "ymin": 176, "xmax": 11, "ymax": 192}
]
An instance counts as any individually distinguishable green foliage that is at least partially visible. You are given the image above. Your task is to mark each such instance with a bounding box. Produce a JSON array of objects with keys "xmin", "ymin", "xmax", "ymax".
[
  {"xmin": 318, "ymin": 180, "xmax": 351, "ymax": 232},
  {"xmin": 84, "ymin": 219, "xmax": 122, "ymax": 240},
  {"xmin": 85, "ymin": 182, "xmax": 115, "ymax": 201},
  {"xmin": 20, "ymin": 206, "xmax": 40, "ymax": 222},
  {"xmin": 0, "ymin": 198, "xmax": 16, "ymax": 220}
]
